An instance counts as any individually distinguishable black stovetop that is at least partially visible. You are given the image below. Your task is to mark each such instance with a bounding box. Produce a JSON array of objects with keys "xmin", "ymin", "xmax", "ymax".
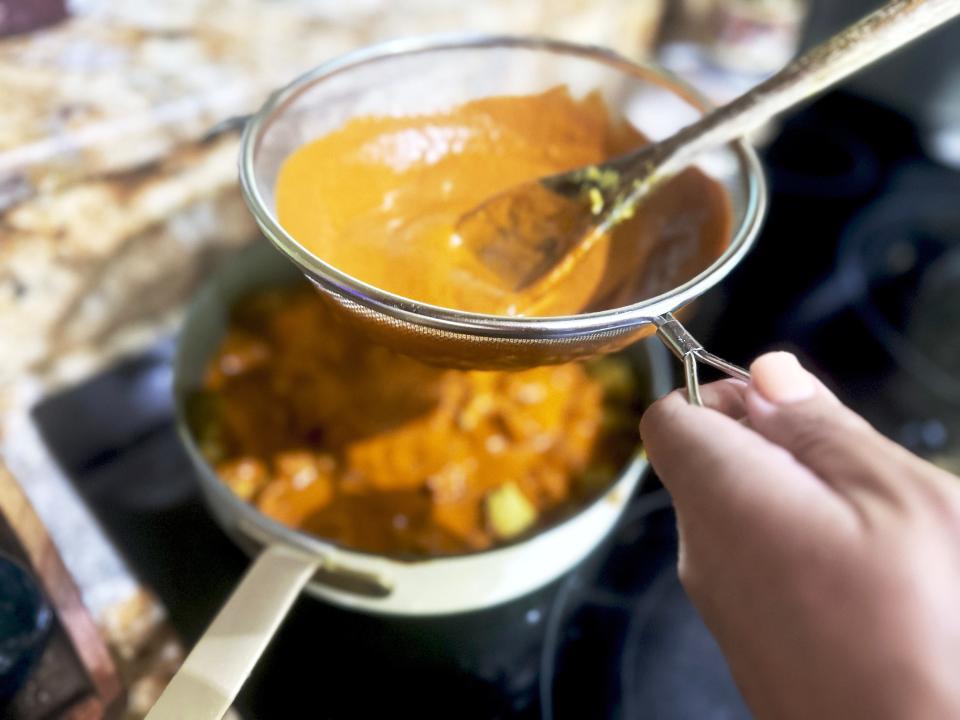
[{"xmin": 32, "ymin": 91, "xmax": 959, "ymax": 719}]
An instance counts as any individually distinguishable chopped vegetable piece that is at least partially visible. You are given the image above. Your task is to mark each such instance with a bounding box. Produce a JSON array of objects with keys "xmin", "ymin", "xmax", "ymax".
[
  {"xmin": 486, "ymin": 482, "xmax": 538, "ymax": 540},
  {"xmin": 217, "ymin": 458, "xmax": 269, "ymax": 501}
]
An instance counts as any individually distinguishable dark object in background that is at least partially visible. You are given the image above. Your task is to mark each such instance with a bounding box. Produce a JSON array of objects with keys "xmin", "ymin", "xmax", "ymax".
[
  {"xmin": 785, "ymin": 163, "xmax": 960, "ymax": 467},
  {"xmin": 700, "ymin": 92, "xmax": 914, "ymax": 356},
  {"xmin": 802, "ymin": 0, "xmax": 960, "ymax": 164},
  {"xmin": 699, "ymin": 91, "xmax": 960, "ymax": 471},
  {"xmin": 0, "ymin": 0, "xmax": 67, "ymax": 38},
  {"xmin": 0, "ymin": 553, "xmax": 52, "ymax": 704},
  {"xmin": 0, "ymin": 475, "xmax": 124, "ymax": 718}
]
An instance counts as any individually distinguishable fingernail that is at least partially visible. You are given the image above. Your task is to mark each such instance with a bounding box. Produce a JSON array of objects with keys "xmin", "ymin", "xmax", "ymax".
[{"xmin": 750, "ymin": 352, "xmax": 816, "ymax": 404}]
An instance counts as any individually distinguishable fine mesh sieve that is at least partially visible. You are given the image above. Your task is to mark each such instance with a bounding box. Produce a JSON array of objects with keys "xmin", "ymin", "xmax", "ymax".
[{"xmin": 239, "ymin": 34, "xmax": 767, "ymax": 403}]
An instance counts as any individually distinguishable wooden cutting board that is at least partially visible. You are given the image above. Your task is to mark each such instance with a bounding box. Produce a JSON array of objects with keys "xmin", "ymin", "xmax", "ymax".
[{"xmin": 0, "ymin": 465, "xmax": 123, "ymax": 719}]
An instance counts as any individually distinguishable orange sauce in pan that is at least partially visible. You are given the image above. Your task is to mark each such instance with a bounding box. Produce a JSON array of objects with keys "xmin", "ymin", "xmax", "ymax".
[{"xmin": 194, "ymin": 285, "xmax": 641, "ymax": 556}]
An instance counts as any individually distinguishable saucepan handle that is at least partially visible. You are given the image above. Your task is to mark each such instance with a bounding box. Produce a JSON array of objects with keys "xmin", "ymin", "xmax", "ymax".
[
  {"xmin": 654, "ymin": 313, "xmax": 750, "ymax": 406},
  {"xmin": 146, "ymin": 545, "xmax": 320, "ymax": 720}
]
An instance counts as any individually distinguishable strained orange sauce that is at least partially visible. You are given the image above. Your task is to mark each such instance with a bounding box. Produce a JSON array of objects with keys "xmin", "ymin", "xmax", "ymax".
[{"xmin": 276, "ymin": 87, "xmax": 731, "ymax": 315}]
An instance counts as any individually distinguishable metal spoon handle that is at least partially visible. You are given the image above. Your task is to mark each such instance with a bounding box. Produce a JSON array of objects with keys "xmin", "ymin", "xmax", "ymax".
[{"xmin": 635, "ymin": 0, "xmax": 960, "ymax": 180}]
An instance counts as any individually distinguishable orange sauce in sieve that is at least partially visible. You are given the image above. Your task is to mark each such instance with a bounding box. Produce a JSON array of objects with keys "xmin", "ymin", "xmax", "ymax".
[{"xmin": 276, "ymin": 87, "xmax": 732, "ymax": 316}]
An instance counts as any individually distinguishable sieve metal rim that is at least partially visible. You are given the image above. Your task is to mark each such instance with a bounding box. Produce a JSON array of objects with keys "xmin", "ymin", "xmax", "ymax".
[{"xmin": 239, "ymin": 33, "xmax": 767, "ymax": 341}]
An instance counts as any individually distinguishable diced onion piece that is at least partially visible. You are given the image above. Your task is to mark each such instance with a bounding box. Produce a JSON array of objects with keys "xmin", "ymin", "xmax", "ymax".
[
  {"xmin": 217, "ymin": 458, "xmax": 269, "ymax": 501},
  {"xmin": 485, "ymin": 482, "xmax": 538, "ymax": 540}
]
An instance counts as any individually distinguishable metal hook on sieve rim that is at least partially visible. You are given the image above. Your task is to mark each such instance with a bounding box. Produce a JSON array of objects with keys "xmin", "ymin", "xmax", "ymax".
[{"xmin": 654, "ymin": 313, "xmax": 749, "ymax": 406}]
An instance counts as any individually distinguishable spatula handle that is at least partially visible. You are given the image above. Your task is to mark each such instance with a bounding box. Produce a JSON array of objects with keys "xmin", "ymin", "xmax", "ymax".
[{"xmin": 655, "ymin": 0, "xmax": 960, "ymax": 176}]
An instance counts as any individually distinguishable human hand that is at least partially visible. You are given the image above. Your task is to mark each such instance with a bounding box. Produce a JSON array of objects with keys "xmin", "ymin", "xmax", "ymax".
[{"xmin": 639, "ymin": 352, "xmax": 960, "ymax": 720}]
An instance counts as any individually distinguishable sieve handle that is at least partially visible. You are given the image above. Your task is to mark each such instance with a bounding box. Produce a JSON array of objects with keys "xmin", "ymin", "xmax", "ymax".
[{"xmin": 654, "ymin": 313, "xmax": 749, "ymax": 406}]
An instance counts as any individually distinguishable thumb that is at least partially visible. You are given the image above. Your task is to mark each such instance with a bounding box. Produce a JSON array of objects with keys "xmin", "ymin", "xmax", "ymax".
[{"xmin": 745, "ymin": 352, "xmax": 902, "ymax": 496}]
